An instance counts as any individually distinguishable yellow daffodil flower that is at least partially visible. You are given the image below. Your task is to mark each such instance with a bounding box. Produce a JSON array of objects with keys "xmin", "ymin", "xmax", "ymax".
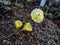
[
  {"xmin": 15, "ymin": 20, "xmax": 22, "ymax": 29},
  {"xmin": 31, "ymin": 8, "xmax": 44, "ymax": 23},
  {"xmin": 22, "ymin": 23, "xmax": 32, "ymax": 31}
]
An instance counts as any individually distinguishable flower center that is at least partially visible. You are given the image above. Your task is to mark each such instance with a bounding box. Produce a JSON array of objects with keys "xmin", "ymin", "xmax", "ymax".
[{"xmin": 34, "ymin": 14, "xmax": 40, "ymax": 20}]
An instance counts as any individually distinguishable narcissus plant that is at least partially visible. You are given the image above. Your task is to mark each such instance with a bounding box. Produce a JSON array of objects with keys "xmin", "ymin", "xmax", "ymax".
[
  {"xmin": 15, "ymin": 20, "xmax": 22, "ymax": 29},
  {"xmin": 31, "ymin": 8, "xmax": 44, "ymax": 23},
  {"xmin": 22, "ymin": 23, "xmax": 32, "ymax": 31}
]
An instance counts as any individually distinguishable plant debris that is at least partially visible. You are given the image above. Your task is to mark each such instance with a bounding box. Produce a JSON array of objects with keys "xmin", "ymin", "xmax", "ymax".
[{"xmin": 0, "ymin": 0, "xmax": 60, "ymax": 45}]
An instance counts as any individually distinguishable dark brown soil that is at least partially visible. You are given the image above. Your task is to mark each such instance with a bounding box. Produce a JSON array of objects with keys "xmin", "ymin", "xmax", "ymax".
[{"xmin": 0, "ymin": 0, "xmax": 60, "ymax": 45}]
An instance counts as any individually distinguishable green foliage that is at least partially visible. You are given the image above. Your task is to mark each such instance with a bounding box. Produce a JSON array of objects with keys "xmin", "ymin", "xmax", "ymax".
[
  {"xmin": 3, "ymin": 1, "xmax": 11, "ymax": 6},
  {"xmin": 15, "ymin": 0, "xmax": 24, "ymax": 8},
  {"xmin": 26, "ymin": 0, "xmax": 32, "ymax": 2},
  {"xmin": 15, "ymin": 3, "xmax": 24, "ymax": 8}
]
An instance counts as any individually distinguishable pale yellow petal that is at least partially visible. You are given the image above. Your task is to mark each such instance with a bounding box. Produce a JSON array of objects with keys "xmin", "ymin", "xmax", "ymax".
[{"xmin": 31, "ymin": 8, "xmax": 44, "ymax": 23}]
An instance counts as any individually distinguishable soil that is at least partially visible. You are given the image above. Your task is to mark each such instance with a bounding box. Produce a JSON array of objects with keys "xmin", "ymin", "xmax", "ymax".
[{"xmin": 0, "ymin": 0, "xmax": 60, "ymax": 45}]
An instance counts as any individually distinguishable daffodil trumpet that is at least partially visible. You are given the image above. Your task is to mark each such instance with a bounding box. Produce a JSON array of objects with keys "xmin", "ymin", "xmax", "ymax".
[
  {"xmin": 15, "ymin": 20, "xmax": 23, "ymax": 30},
  {"xmin": 22, "ymin": 23, "xmax": 32, "ymax": 32}
]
